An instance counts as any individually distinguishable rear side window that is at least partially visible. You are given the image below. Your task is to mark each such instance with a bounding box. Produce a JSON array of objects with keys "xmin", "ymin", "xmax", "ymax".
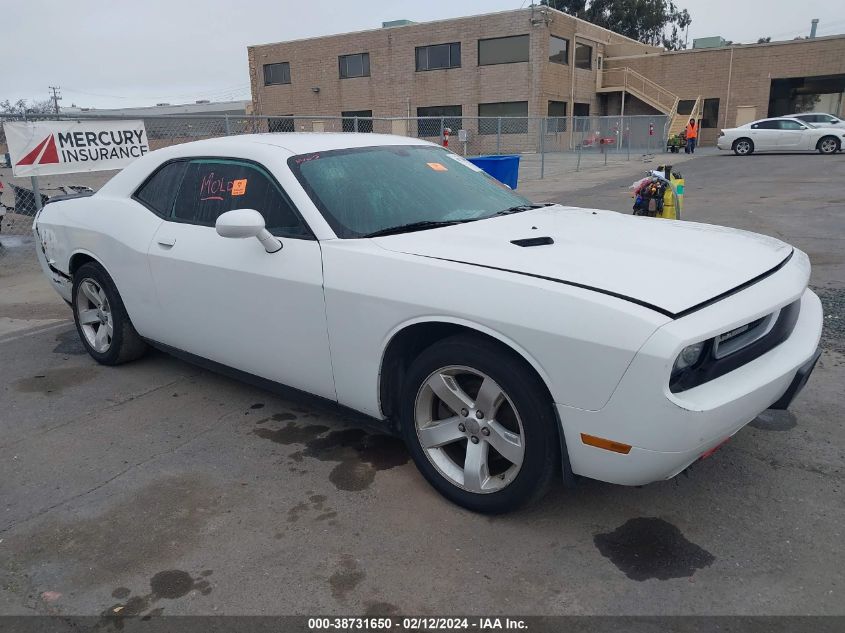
[
  {"xmin": 751, "ymin": 120, "xmax": 779, "ymax": 129},
  {"xmin": 172, "ymin": 159, "xmax": 310, "ymax": 238},
  {"xmin": 134, "ymin": 160, "xmax": 189, "ymax": 216}
]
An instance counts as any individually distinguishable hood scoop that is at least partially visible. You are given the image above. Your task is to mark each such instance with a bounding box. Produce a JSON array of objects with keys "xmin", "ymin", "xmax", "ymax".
[{"xmin": 511, "ymin": 236, "xmax": 554, "ymax": 247}]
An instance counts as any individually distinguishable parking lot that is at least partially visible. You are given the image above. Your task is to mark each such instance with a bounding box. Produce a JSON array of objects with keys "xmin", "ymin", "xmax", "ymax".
[{"xmin": 1, "ymin": 151, "xmax": 843, "ymax": 619}]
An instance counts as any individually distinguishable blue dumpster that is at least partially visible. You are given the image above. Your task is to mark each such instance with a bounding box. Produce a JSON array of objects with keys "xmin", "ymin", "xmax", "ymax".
[{"xmin": 466, "ymin": 155, "xmax": 520, "ymax": 190}]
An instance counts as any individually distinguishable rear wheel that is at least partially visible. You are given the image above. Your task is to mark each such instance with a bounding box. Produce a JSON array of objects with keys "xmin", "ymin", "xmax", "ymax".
[
  {"xmin": 72, "ymin": 262, "xmax": 148, "ymax": 365},
  {"xmin": 400, "ymin": 334, "xmax": 559, "ymax": 514},
  {"xmin": 733, "ymin": 138, "xmax": 754, "ymax": 156},
  {"xmin": 817, "ymin": 136, "xmax": 840, "ymax": 155}
]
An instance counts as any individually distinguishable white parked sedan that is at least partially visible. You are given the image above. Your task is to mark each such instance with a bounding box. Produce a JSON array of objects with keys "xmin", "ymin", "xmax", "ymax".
[
  {"xmin": 33, "ymin": 134, "xmax": 822, "ymax": 513},
  {"xmin": 717, "ymin": 117, "xmax": 844, "ymax": 155},
  {"xmin": 784, "ymin": 112, "xmax": 844, "ymax": 128}
]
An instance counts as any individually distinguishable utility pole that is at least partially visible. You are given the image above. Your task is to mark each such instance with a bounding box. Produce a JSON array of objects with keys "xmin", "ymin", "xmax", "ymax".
[{"xmin": 49, "ymin": 86, "xmax": 62, "ymax": 114}]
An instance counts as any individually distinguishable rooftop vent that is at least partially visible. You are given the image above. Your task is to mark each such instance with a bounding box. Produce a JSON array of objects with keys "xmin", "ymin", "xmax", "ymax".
[
  {"xmin": 382, "ymin": 19, "xmax": 415, "ymax": 28},
  {"xmin": 692, "ymin": 36, "xmax": 727, "ymax": 49}
]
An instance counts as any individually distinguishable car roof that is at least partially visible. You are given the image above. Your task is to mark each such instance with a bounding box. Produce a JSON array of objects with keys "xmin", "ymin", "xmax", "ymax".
[
  {"xmin": 748, "ymin": 117, "xmax": 803, "ymax": 125},
  {"xmin": 784, "ymin": 113, "xmax": 838, "ymax": 118},
  {"xmin": 150, "ymin": 133, "xmax": 435, "ymax": 159}
]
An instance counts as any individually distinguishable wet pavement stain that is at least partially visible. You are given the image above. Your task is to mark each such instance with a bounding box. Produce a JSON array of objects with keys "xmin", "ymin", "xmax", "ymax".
[
  {"xmin": 254, "ymin": 412, "xmax": 298, "ymax": 425},
  {"xmin": 52, "ymin": 329, "xmax": 87, "ymax": 355},
  {"xmin": 101, "ymin": 569, "xmax": 212, "ymax": 627},
  {"xmin": 593, "ymin": 517, "xmax": 715, "ymax": 581},
  {"xmin": 254, "ymin": 423, "xmax": 329, "ymax": 442},
  {"xmin": 10, "ymin": 475, "xmax": 222, "ymax": 585},
  {"xmin": 253, "ymin": 422, "xmax": 409, "ymax": 491},
  {"xmin": 329, "ymin": 554, "xmax": 365, "ymax": 602},
  {"xmin": 750, "ymin": 410, "xmax": 798, "ymax": 431},
  {"xmin": 365, "ymin": 601, "xmax": 400, "ymax": 616},
  {"xmin": 150, "ymin": 570, "xmax": 194, "ymax": 599},
  {"xmin": 14, "ymin": 366, "xmax": 99, "ymax": 394},
  {"xmin": 287, "ymin": 494, "xmax": 336, "ymax": 523}
]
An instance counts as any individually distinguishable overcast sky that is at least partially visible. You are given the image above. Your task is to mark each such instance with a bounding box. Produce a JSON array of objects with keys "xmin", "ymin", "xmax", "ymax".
[{"xmin": 5, "ymin": 0, "xmax": 844, "ymax": 109}]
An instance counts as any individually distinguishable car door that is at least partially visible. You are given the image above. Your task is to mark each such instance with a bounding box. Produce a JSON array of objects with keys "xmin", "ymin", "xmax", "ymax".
[
  {"xmin": 777, "ymin": 119, "xmax": 809, "ymax": 149},
  {"xmin": 748, "ymin": 120, "xmax": 780, "ymax": 150},
  {"xmin": 145, "ymin": 157, "xmax": 336, "ymax": 400}
]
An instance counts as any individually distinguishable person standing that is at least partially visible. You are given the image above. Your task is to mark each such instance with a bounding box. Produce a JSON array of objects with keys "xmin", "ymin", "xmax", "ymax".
[{"xmin": 685, "ymin": 118, "xmax": 698, "ymax": 154}]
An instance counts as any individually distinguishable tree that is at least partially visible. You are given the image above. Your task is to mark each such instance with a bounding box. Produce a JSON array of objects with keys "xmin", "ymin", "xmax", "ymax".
[
  {"xmin": 757, "ymin": 36, "xmax": 771, "ymax": 43},
  {"xmin": 0, "ymin": 99, "xmax": 28, "ymax": 115},
  {"xmin": 541, "ymin": 0, "xmax": 692, "ymax": 50},
  {"xmin": 0, "ymin": 98, "xmax": 55, "ymax": 116}
]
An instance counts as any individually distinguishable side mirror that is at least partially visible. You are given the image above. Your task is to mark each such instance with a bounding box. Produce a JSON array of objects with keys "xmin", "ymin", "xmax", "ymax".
[{"xmin": 215, "ymin": 209, "xmax": 282, "ymax": 253}]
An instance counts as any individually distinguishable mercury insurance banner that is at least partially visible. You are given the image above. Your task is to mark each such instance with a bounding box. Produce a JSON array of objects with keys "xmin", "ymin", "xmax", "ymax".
[{"xmin": 4, "ymin": 119, "xmax": 149, "ymax": 177}]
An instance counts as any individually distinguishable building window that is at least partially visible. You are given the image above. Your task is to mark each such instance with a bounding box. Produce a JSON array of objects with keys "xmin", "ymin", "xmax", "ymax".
[
  {"xmin": 573, "ymin": 102, "xmax": 590, "ymax": 131},
  {"xmin": 549, "ymin": 36, "xmax": 569, "ymax": 65},
  {"xmin": 263, "ymin": 62, "xmax": 291, "ymax": 86},
  {"xmin": 677, "ymin": 99, "xmax": 696, "ymax": 115},
  {"xmin": 416, "ymin": 106, "xmax": 463, "ymax": 137},
  {"xmin": 339, "ymin": 53, "xmax": 370, "ymax": 79},
  {"xmin": 478, "ymin": 101, "xmax": 529, "ymax": 134},
  {"xmin": 701, "ymin": 98, "xmax": 720, "ymax": 128},
  {"xmin": 269, "ymin": 116, "xmax": 295, "ymax": 133},
  {"xmin": 342, "ymin": 110, "xmax": 373, "ymax": 132},
  {"xmin": 574, "ymin": 43, "xmax": 592, "ymax": 70},
  {"xmin": 548, "ymin": 101, "xmax": 567, "ymax": 132},
  {"xmin": 478, "ymin": 35, "xmax": 529, "ymax": 66},
  {"xmin": 416, "ymin": 43, "xmax": 461, "ymax": 71}
]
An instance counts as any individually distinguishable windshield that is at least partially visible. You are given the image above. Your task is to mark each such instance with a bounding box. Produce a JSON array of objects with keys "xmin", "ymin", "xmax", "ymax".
[{"xmin": 288, "ymin": 145, "xmax": 531, "ymax": 238}]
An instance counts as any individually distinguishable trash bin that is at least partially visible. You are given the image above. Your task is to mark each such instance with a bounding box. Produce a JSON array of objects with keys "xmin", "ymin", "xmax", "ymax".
[{"xmin": 466, "ymin": 155, "xmax": 520, "ymax": 189}]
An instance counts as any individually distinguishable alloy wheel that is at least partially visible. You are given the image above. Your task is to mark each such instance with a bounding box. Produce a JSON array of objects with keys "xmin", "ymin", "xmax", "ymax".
[
  {"xmin": 414, "ymin": 365, "xmax": 525, "ymax": 494},
  {"xmin": 75, "ymin": 278, "xmax": 113, "ymax": 353},
  {"xmin": 736, "ymin": 140, "xmax": 751, "ymax": 155},
  {"xmin": 820, "ymin": 138, "xmax": 838, "ymax": 154}
]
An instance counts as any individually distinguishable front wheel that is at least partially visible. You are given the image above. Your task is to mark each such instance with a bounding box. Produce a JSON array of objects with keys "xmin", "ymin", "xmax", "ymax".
[
  {"xmin": 817, "ymin": 136, "xmax": 840, "ymax": 155},
  {"xmin": 400, "ymin": 335, "xmax": 559, "ymax": 514},
  {"xmin": 733, "ymin": 138, "xmax": 754, "ymax": 156},
  {"xmin": 72, "ymin": 262, "xmax": 148, "ymax": 365}
]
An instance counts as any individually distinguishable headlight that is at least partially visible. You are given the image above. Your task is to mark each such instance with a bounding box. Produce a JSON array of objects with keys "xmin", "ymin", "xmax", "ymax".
[{"xmin": 673, "ymin": 341, "xmax": 705, "ymax": 373}]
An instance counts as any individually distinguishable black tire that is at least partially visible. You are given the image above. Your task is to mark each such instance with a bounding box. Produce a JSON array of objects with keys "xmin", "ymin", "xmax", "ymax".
[
  {"xmin": 399, "ymin": 334, "xmax": 559, "ymax": 514},
  {"xmin": 72, "ymin": 261, "xmax": 148, "ymax": 365},
  {"xmin": 733, "ymin": 138, "xmax": 754, "ymax": 156},
  {"xmin": 817, "ymin": 136, "xmax": 840, "ymax": 155}
]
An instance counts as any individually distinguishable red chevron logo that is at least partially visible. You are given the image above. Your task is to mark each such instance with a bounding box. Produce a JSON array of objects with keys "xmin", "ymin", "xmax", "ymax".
[{"xmin": 16, "ymin": 134, "xmax": 60, "ymax": 166}]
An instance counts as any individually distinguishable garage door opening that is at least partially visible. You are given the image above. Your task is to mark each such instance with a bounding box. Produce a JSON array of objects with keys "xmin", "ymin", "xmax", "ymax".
[{"xmin": 768, "ymin": 74, "xmax": 845, "ymax": 118}]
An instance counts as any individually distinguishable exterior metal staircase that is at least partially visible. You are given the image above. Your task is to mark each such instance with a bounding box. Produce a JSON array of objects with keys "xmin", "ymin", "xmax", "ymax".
[
  {"xmin": 600, "ymin": 66, "xmax": 702, "ymax": 139},
  {"xmin": 667, "ymin": 96, "xmax": 703, "ymax": 138}
]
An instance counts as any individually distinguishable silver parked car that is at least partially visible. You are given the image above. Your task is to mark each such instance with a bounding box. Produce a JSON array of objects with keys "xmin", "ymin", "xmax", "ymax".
[{"xmin": 783, "ymin": 113, "xmax": 844, "ymax": 128}]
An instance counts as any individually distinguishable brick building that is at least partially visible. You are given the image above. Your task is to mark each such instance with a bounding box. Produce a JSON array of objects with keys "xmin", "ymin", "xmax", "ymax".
[{"xmin": 248, "ymin": 6, "xmax": 845, "ymax": 146}]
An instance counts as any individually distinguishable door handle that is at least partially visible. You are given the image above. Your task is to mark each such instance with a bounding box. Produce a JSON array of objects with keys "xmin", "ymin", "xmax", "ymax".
[{"xmin": 157, "ymin": 236, "xmax": 176, "ymax": 247}]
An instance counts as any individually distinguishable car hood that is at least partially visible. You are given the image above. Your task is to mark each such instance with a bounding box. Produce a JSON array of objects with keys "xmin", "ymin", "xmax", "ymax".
[{"xmin": 371, "ymin": 206, "xmax": 793, "ymax": 317}]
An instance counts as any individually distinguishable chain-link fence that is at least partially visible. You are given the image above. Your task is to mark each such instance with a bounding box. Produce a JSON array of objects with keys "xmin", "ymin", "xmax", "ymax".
[{"xmin": 1, "ymin": 113, "xmax": 668, "ymax": 249}]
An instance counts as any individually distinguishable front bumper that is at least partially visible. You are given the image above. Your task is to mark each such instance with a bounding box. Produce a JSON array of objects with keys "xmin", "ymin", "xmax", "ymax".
[{"xmin": 558, "ymin": 285, "xmax": 823, "ymax": 486}]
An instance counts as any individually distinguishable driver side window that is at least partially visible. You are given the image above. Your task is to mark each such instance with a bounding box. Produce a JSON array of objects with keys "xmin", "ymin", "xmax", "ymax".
[{"xmin": 172, "ymin": 159, "xmax": 311, "ymax": 238}]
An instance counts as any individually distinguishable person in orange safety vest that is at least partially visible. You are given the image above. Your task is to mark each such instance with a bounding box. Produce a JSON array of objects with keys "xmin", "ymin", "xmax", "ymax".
[{"xmin": 685, "ymin": 119, "xmax": 698, "ymax": 154}]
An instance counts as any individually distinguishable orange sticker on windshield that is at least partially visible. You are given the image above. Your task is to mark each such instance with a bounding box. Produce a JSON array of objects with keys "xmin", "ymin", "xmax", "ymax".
[
  {"xmin": 231, "ymin": 179, "xmax": 247, "ymax": 196},
  {"xmin": 427, "ymin": 162, "xmax": 448, "ymax": 172}
]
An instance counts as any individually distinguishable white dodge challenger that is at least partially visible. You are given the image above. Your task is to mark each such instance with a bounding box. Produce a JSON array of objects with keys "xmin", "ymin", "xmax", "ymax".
[{"xmin": 33, "ymin": 133, "xmax": 822, "ymax": 513}]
